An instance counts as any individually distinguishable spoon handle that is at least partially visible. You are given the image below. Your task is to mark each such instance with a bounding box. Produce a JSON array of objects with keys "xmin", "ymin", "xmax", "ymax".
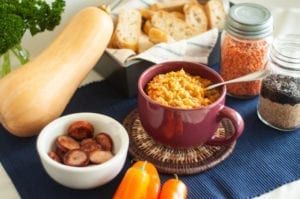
[{"xmin": 206, "ymin": 69, "xmax": 270, "ymax": 90}]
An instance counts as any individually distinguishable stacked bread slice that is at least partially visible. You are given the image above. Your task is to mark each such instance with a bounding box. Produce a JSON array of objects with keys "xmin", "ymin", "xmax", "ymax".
[
  {"xmin": 110, "ymin": 0, "xmax": 226, "ymax": 53},
  {"xmin": 111, "ymin": 9, "xmax": 142, "ymax": 53}
]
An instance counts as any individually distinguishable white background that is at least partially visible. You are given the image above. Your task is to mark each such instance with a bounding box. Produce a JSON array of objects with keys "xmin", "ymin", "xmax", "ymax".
[{"xmin": 1, "ymin": 0, "xmax": 300, "ymax": 198}]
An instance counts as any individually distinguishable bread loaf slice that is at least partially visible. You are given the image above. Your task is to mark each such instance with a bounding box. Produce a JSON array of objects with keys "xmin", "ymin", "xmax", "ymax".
[
  {"xmin": 184, "ymin": 3, "xmax": 208, "ymax": 34},
  {"xmin": 150, "ymin": 10, "xmax": 200, "ymax": 41},
  {"xmin": 143, "ymin": 20, "xmax": 152, "ymax": 34},
  {"xmin": 170, "ymin": 11, "xmax": 185, "ymax": 20},
  {"xmin": 151, "ymin": 0, "xmax": 198, "ymax": 12},
  {"xmin": 138, "ymin": 33, "xmax": 154, "ymax": 53},
  {"xmin": 111, "ymin": 9, "xmax": 142, "ymax": 52},
  {"xmin": 148, "ymin": 27, "xmax": 175, "ymax": 44},
  {"xmin": 205, "ymin": 0, "xmax": 226, "ymax": 29},
  {"xmin": 140, "ymin": 8, "xmax": 154, "ymax": 20}
]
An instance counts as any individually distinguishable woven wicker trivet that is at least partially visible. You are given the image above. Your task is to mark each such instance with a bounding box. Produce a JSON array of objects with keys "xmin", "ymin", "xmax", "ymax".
[{"xmin": 123, "ymin": 109, "xmax": 236, "ymax": 175}]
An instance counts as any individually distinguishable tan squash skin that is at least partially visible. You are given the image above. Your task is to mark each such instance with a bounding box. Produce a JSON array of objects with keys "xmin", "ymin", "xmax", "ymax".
[{"xmin": 0, "ymin": 7, "xmax": 114, "ymax": 137}]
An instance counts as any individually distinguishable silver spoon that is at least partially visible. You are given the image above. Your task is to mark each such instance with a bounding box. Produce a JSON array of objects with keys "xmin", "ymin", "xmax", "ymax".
[{"xmin": 206, "ymin": 69, "xmax": 270, "ymax": 90}]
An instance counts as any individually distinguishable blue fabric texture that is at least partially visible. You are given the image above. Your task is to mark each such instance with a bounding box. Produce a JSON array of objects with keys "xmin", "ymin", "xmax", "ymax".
[{"xmin": 0, "ymin": 79, "xmax": 299, "ymax": 199}]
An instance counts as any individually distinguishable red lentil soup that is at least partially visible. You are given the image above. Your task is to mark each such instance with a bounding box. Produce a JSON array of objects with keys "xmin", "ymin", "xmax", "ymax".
[{"xmin": 146, "ymin": 69, "xmax": 221, "ymax": 109}]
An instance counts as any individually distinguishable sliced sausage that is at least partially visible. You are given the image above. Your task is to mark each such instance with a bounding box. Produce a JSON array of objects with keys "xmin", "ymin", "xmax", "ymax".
[
  {"xmin": 49, "ymin": 120, "xmax": 116, "ymax": 167},
  {"xmin": 55, "ymin": 146, "xmax": 67, "ymax": 160},
  {"xmin": 63, "ymin": 149, "xmax": 89, "ymax": 167},
  {"xmin": 56, "ymin": 135, "xmax": 80, "ymax": 153},
  {"xmin": 68, "ymin": 121, "xmax": 94, "ymax": 141},
  {"xmin": 95, "ymin": 133, "xmax": 113, "ymax": 151},
  {"xmin": 80, "ymin": 142, "xmax": 102, "ymax": 154},
  {"xmin": 89, "ymin": 150, "xmax": 114, "ymax": 164},
  {"xmin": 48, "ymin": 151, "xmax": 62, "ymax": 163},
  {"xmin": 80, "ymin": 138, "xmax": 97, "ymax": 146}
]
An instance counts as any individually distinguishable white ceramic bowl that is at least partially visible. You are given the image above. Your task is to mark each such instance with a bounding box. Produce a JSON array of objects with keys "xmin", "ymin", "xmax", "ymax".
[{"xmin": 36, "ymin": 112, "xmax": 129, "ymax": 189}]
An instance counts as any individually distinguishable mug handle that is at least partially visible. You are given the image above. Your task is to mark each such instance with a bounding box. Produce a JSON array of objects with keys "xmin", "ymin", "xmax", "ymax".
[{"xmin": 205, "ymin": 106, "xmax": 244, "ymax": 146}]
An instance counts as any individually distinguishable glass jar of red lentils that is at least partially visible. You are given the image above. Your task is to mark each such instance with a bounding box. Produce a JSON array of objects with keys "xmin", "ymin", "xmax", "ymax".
[
  {"xmin": 220, "ymin": 3, "xmax": 273, "ymax": 98},
  {"xmin": 257, "ymin": 34, "xmax": 300, "ymax": 131}
]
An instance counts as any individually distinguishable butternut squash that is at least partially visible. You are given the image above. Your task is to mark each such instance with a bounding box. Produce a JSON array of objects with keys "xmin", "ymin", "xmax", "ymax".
[{"xmin": 0, "ymin": 7, "xmax": 114, "ymax": 137}]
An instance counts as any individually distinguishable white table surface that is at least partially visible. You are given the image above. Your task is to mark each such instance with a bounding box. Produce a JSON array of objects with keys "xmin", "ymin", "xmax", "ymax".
[{"xmin": 1, "ymin": 0, "xmax": 300, "ymax": 198}]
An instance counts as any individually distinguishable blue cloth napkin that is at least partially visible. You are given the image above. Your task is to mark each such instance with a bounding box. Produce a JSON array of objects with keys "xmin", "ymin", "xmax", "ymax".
[{"xmin": 0, "ymin": 78, "xmax": 299, "ymax": 199}]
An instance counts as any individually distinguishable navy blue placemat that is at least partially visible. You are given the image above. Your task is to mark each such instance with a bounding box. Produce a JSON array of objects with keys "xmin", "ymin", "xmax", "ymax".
[{"xmin": 0, "ymin": 79, "xmax": 300, "ymax": 199}]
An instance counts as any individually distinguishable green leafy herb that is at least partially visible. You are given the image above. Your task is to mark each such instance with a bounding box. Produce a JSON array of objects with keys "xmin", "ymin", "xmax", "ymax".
[{"xmin": 0, "ymin": 0, "xmax": 66, "ymax": 77}]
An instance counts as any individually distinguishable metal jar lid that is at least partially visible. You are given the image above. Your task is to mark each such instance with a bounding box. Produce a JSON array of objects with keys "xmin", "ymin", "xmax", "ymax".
[{"xmin": 225, "ymin": 3, "xmax": 273, "ymax": 39}]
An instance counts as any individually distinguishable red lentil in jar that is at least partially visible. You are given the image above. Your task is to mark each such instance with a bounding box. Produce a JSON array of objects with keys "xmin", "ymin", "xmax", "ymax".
[{"xmin": 220, "ymin": 3, "xmax": 273, "ymax": 98}]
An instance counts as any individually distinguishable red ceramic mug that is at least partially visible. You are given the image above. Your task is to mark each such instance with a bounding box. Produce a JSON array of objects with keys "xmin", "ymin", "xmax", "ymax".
[{"xmin": 138, "ymin": 61, "xmax": 244, "ymax": 148}]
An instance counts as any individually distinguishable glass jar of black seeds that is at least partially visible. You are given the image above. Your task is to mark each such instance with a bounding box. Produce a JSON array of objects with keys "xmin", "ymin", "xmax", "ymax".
[{"xmin": 257, "ymin": 34, "xmax": 300, "ymax": 131}]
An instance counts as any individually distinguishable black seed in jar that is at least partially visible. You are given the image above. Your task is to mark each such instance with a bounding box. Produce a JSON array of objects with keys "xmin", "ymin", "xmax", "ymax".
[
  {"xmin": 260, "ymin": 74, "xmax": 300, "ymax": 105},
  {"xmin": 258, "ymin": 74, "xmax": 300, "ymax": 130}
]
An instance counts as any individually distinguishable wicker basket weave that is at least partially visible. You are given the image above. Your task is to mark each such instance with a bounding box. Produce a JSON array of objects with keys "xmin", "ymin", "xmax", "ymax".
[{"xmin": 123, "ymin": 109, "xmax": 236, "ymax": 175}]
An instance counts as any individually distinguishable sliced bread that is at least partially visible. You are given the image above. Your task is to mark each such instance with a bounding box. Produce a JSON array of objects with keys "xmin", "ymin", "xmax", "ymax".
[
  {"xmin": 205, "ymin": 0, "xmax": 226, "ymax": 29},
  {"xmin": 111, "ymin": 9, "xmax": 142, "ymax": 52},
  {"xmin": 150, "ymin": 0, "xmax": 198, "ymax": 12},
  {"xmin": 143, "ymin": 20, "xmax": 152, "ymax": 35},
  {"xmin": 138, "ymin": 33, "xmax": 154, "ymax": 53},
  {"xmin": 150, "ymin": 10, "xmax": 200, "ymax": 41},
  {"xmin": 140, "ymin": 8, "xmax": 154, "ymax": 20},
  {"xmin": 148, "ymin": 27, "xmax": 175, "ymax": 44},
  {"xmin": 184, "ymin": 3, "xmax": 208, "ymax": 34}
]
